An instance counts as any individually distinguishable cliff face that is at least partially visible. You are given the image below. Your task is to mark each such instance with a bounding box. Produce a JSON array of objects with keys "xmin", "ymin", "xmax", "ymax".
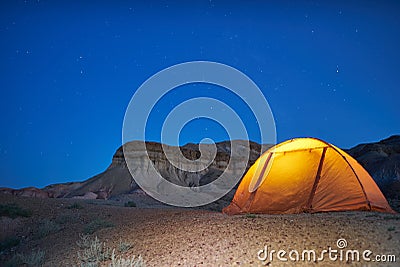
[
  {"xmin": 61, "ymin": 140, "xmax": 266, "ymax": 199},
  {"xmin": 346, "ymin": 135, "xmax": 400, "ymax": 198}
]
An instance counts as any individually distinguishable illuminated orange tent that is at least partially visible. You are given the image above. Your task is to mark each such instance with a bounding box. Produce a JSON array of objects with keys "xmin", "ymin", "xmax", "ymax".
[{"xmin": 223, "ymin": 138, "xmax": 395, "ymax": 215}]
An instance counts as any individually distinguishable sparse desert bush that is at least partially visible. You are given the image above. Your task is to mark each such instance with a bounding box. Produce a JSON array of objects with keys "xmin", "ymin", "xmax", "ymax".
[
  {"xmin": 0, "ymin": 203, "xmax": 32, "ymax": 218},
  {"xmin": 84, "ymin": 219, "xmax": 114, "ymax": 234},
  {"xmin": 67, "ymin": 202, "xmax": 84, "ymax": 209},
  {"xmin": 383, "ymin": 215, "xmax": 400, "ymax": 221},
  {"xmin": 124, "ymin": 201, "xmax": 136, "ymax": 208},
  {"xmin": 35, "ymin": 219, "xmax": 62, "ymax": 239},
  {"xmin": 5, "ymin": 249, "xmax": 45, "ymax": 267},
  {"xmin": 55, "ymin": 213, "xmax": 80, "ymax": 224},
  {"xmin": 245, "ymin": 213, "xmax": 257, "ymax": 218},
  {"xmin": 20, "ymin": 249, "xmax": 45, "ymax": 266},
  {"xmin": 4, "ymin": 254, "xmax": 22, "ymax": 267},
  {"xmin": 0, "ymin": 236, "xmax": 20, "ymax": 252},
  {"xmin": 117, "ymin": 238, "xmax": 132, "ymax": 253},
  {"xmin": 75, "ymin": 235, "xmax": 144, "ymax": 267},
  {"xmin": 110, "ymin": 249, "xmax": 145, "ymax": 267},
  {"xmin": 76, "ymin": 234, "xmax": 93, "ymax": 248},
  {"xmin": 77, "ymin": 234, "xmax": 112, "ymax": 265}
]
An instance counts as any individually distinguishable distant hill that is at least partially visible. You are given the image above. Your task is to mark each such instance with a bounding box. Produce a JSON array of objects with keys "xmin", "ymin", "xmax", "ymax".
[{"xmin": 346, "ymin": 135, "xmax": 400, "ymax": 199}]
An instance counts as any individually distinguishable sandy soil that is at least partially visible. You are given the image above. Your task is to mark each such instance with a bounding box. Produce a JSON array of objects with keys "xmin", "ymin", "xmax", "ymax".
[{"xmin": 0, "ymin": 194, "xmax": 399, "ymax": 266}]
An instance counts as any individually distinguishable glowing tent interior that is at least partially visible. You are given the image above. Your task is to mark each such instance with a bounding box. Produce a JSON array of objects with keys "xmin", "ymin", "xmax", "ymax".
[{"xmin": 223, "ymin": 138, "xmax": 395, "ymax": 215}]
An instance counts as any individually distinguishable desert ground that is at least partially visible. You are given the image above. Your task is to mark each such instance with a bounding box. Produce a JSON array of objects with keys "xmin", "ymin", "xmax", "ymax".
[{"xmin": 0, "ymin": 193, "xmax": 399, "ymax": 267}]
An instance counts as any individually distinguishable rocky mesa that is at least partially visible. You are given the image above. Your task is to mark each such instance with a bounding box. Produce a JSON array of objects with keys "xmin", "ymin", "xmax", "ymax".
[{"xmin": 47, "ymin": 140, "xmax": 266, "ymax": 200}]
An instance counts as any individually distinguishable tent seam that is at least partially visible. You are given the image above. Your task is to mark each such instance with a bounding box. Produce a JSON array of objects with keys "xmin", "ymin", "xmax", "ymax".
[
  {"xmin": 249, "ymin": 152, "xmax": 273, "ymax": 192},
  {"xmin": 315, "ymin": 140, "xmax": 372, "ymax": 210},
  {"xmin": 306, "ymin": 147, "xmax": 327, "ymax": 211},
  {"xmin": 337, "ymin": 153, "xmax": 372, "ymax": 210}
]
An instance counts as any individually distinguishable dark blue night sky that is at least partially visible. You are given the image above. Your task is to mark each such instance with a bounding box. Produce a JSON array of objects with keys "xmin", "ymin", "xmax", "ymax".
[{"xmin": 1, "ymin": 1, "xmax": 399, "ymax": 189}]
